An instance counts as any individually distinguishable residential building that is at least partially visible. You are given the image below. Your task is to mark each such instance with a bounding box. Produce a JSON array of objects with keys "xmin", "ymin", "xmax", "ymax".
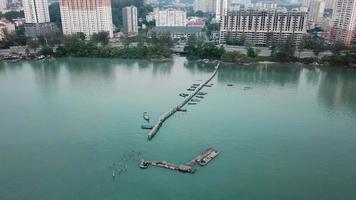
[
  {"xmin": 330, "ymin": 0, "xmax": 356, "ymax": 45},
  {"xmin": 60, "ymin": 0, "xmax": 113, "ymax": 38},
  {"xmin": 193, "ymin": 0, "xmax": 216, "ymax": 13},
  {"xmin": 122, "ymin": 6, "xmax": 138, "ymax": 36},
  {"xmin": 152, "ymin": 26, "xmax": 202, "ymax": 39},
  {"xmin": 0, "ymin": 0, "xmax": 7, "ymax": 10},
  {"xmin": 156, "ymin": 9, "xmax": 187, "ymax": 27},
  {"xmin": 219, "ymin": 10, "xmax": 308, "ymax": 46},
  {"xmin": 325, "ymin": 0, "xmax": 336, "ymax": 9},
  {"xmin": 12, "ymin": 17, "xmax": 26, "ymax": 27},
  {"xmin": 216, "ymin": 0, "xmax": 228, "ymax": 21},
  {"xmin": 0, "ymin": 18, "xmax": 15, "ymax": 40},
  {"xmin": 23, "ymin": 0, "xmax": 50, "ymax": 23},
  {"xmin": 144, "ymin": 0, "xmax": 158, "ymax": 5},
  {"xmin": 307, "ymin": 0, "xmax": 326, "ymax": 28},
  {"xmin": 24, "ymin": 22, "xmax": 59, "ymax": 37},
  {"xmin": 187, "ymin": 17, "xmax": 205, "ymax": 28}
]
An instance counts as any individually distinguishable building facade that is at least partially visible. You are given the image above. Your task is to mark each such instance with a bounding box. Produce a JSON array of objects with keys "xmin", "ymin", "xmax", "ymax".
[
  {"xmin": 307, "ymin": 0, "xmax": 325, "ymax": 28},
  {"xmin": 59, "ymin": 0, "xmax": 113, "ymax": 38},
  {"xmin": 219, "ymin": 10, "xmax": 308, "ymax": 46},
  {"xmin": 0, "ymin": 18, "xmax": 15, "ymax": 40},
  {"xmin": 23, "ymin": 0, "xmax": 50, "ymax": 23},
  {"xmin": 0, "ymin": 0, "xmax": 7, "ymax": 10},
  {"xmin": 193, "ymin": 0, "xmax": 216, "ymax": 13},
  {"xmin": 330, "ymin": 0, "xmax": 356, "ymax": 45},
  {"xmin": 156, "ymin": 9, "xmax": 187, "ymax": 27},
  {"xmin": 122, "ymin": 6, "xmax": 138, "ymax": 36},
  {"xmin": 216, "ymin": 0, "xmax": 228, "ymax": 21}
]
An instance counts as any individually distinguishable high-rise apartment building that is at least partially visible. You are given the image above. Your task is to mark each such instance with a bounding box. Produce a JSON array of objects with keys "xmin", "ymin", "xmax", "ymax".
[
  {"xmin": 60, "ymin": 0, "xmax": 113, "ymax": 38},
  {"xmin": 122, "ymin": 6, "xmax": 138, "ymax": 36},
  {"xmin": 23, "ymin": 0, "xmax": 50, "ymax": 23},
  {"xmin": 0, "ymin": 0, "xmax": 7, "ymax": 10},
  {"xmin": 330, "ymin": 0, "xmax": 356, "ymax": 45},
  {"xmin": 216, "ymin": 0, "xmax": 228, "ymax": 21},
  {"xmin": 193, "ymin": 0, "xmax": 216, "ymax": 13},
  {"xmin": 307, "ymin": 0, "xmax": 325, "ymax": 28},
  {"xmin": 220, "ymin": 10, "xmax": 307, "ymax": 46},
  {"xmin": 156, "ymin": 9, "xmax": 187, "ymax": 27}
]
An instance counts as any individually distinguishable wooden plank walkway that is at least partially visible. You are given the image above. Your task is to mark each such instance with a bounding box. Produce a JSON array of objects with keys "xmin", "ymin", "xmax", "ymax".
[{"xmin": 147, "ymin": 63, "xmax": 220, "ymax": 140}]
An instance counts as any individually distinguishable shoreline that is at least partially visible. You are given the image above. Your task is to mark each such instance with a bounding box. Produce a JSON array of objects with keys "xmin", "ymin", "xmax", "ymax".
[{"xmin": 1, "ymin": 55, "xmax": 355, "ymax": 70}]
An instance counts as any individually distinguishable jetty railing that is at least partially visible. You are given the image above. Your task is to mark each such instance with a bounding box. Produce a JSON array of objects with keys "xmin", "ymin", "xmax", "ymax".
[{"xmin": 148, "ymin": 63, "xmax": 220, "ymax": 140}]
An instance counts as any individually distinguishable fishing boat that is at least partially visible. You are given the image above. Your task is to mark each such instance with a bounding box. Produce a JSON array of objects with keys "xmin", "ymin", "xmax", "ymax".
[
  {"xmin": 143, "ymin": 112, "xmax": 150, "ymax": 121},
  {"xmin": 179, "ymin": 93, "xmax": 189, "ymax": 97},
  {"xmin": 191, "ymin": 99, "xmax": 200, "ymax": 102},
  {"xmin": 141, "ymin": 125, "xmax": 154, "ymax": 130}
]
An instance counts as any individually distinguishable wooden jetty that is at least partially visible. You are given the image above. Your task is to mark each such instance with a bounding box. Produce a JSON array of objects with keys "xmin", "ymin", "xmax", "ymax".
[
  {"xmin": 186, "ymin": 148, "xmax": 219, "ymax": 166},
  {"xmin": 147, "ymin": 63, "xmax": 220, "ymax": 140},
  {"xmin": 139, "ymin": 148, "xmax": 219, "ymax": 174},
  {"xmin": 140, "ymin": 160, "xmax": 194, "ymax": 173}
]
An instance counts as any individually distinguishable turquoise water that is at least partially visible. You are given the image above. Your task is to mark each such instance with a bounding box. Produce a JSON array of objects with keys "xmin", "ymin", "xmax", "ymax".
[{"xmin": 0, "ymin": 56, "xmax": 355, "ymax": 200}]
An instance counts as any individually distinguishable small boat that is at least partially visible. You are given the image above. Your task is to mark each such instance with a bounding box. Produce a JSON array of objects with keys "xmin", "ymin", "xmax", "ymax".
[
  {"xmin": 143, "ymin": 112, "xmax": 150, "ymax": 121},
  {"xmin": 204, "ymin": 84, "xmax": 212, "ymax": 87},
  {"xmin": 192, "ymin": 84, "xmax": 200, "ymax": 86},
  {"xmin": 141, "ymin": 125, "xmax": 154, "ymax": 130},
  {"xmin": 198, "ymin": 92, "xmax": 207, "ymax": 95},
  {"xmin": 179, "ymin": 93, "xmax": 189, "ymax": 97},
  {"xmin": 227, "ymin": 84, "xmax": 233, "ymax": 86},
  {"xmin": 191, "ymin": 99, "xmax": 200, "ymax": 102},
  {"xmin": 187, "ymin": 88, "xmax": 195, "ymax": 91},
  {"xmin": 196, "ymin": 95, "xmax": 204, "ymax": 99},
  {"xmin": 244, "ymin": 86, "xmax": 253, "ymax": 90},
  {"xmin": 188, "ymin": 103, "xmax": 197, "ymax": 105},
  {"xmin": 178, "ymin": 108, "xmax": 187, "ymax": 112}
]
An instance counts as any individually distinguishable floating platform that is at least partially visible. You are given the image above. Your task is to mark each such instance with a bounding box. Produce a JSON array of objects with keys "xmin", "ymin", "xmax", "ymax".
[
  {"xmin": 139, "ymin": 160, "xmax": 194, "ymax": 173},
  {"xmin": 186, "ymin": 148, "xmax": 219, "ymax": 166},
  {"xmin": 140, "ymin": 148, "xmax": 219, "ymax": 174}
]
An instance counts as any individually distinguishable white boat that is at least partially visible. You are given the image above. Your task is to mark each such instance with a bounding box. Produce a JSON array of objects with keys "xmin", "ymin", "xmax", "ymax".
[{"xmin": 143, "ymin": 112, "xmax": 150, "ymax": 121}]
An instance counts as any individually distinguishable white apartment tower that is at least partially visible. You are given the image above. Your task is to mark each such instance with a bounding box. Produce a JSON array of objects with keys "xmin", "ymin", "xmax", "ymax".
[
  {"xmin": 216, "ymin": 0, "xmax": 228, "ymax": 21},
  {"xmin": 156, "ymin": 9, "xmax": 187, "ymax": 27},
  {"xmin": 122, "ymin": 6, "xmax": 138, "ymax": 35},
  {"xmin": 330, "ymin": 0, "xmax": 356, "ymax": 45},
  {"xmin": 59, "ymin": 0, "xmax": 113, "ymax": 38},
  {"xmin": 307, "ymin": 0, "xmax": 326, "ymax": 28},
  {"xmin": 220, "ymin": 10, "xmax": 308, "ymax": 46},
  {"xmin": 193, "ymin": 0, "xmax": 216, "ymax": 13},
  {"xmin": 23, "ymin": 0, "xmax": 50, "ymax": 23},
  {"xmin": 0, "ymin": 0, "xmax": 7, "ymax": 10}
]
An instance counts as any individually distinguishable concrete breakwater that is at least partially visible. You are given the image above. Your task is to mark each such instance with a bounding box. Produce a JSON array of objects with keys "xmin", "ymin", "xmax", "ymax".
[{"xmin": 147, "ymin": 63, "xmax": 220, "ymax": 140}]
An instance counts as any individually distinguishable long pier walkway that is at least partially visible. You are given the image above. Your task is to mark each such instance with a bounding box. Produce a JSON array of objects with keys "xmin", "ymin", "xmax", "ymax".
[{"xmin": 148, "ymin": 63, "xmax": 220, "ymax": 140}]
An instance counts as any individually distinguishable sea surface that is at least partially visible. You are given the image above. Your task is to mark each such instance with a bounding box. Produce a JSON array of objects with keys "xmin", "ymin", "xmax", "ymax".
[{"xmin": 0, "ymin": 56, "xmax": 356, "ymax": 200}]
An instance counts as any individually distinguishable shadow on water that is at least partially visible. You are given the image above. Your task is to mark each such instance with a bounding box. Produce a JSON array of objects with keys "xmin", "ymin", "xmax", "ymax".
[
  {"xmin": 217, "ymin": 63, "xmax": 302, "ymax": 87},
  {"xmin": 317, "ymin": 68, "xmax": 356, "ymax": 114},
  {"xmin": 30, "ymin": 60, "xmax": 61, "ymax": 92},
  {"xmin": 183, "ymin": 61, "xmax": 216, "ymax": 75},
  {"xmin": 151, "ymin": 59, "xmax": 174, "ymax": 76}
]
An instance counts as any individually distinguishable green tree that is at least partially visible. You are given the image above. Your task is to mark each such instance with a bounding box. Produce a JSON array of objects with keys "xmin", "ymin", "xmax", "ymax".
[
  {"xmin": 38, "ymin": 46, "xmax": 54, "ymax": 56},
  {"xmin": 26, "ymin": 38, "xmax": 40, "ymax": 52},
  {"xmin": 330, "ymin": 41, "xmax": 347, "ymax": 55},
  {"xmin": 91, "ymin": 31, "xmax": 110, "ymax": 45},
  {"xmin": 271, "ymin": 36, "xmax": 296, "ymax": 62}
]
